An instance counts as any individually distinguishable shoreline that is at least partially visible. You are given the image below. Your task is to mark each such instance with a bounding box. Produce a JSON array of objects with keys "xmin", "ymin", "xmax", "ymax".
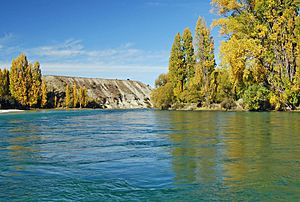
[
  {"xmin": 1, "ymin": 108, "xmax": 300, "ymax": 114},
  {"xmin": 0, "ymin": 109, "xmax": 25, "ymax": 114}
]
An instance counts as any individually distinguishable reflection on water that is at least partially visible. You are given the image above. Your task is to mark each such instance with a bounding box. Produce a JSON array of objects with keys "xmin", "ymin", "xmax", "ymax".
[
  {"xmin": 165, "ymin": 111, "xmax": 300, "ymax": 200},
  {"xmin": 1, "ymin": 110, "xmax": 300, "ymax": 201}
]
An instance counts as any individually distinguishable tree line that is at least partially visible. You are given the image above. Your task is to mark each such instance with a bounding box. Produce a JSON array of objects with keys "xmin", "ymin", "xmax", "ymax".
[
  {"xmin": 151, "ymin": 0, "xmax": 300, "ymax": 111},
  {"xmin": 0, "ymin": 54, "xmax": 87, "ymax": 109}
]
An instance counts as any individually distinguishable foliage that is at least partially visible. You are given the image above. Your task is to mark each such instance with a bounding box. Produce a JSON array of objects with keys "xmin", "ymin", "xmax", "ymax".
[
  {"xmin": 168, "ymin": 33, "xmax": 185, "ymax": 100},
  {"xmin": 212, "ymin": 0, "xmax": 300, "ymax": 110},
  {"xmin": 29, "ymin": 62, "xmax": 42, "ymax": 107},
  {"xmin": 79, "ymin": 86, "xmax": 87, "ymax": 108},
  {"xmin": 1, "ymin": 54, "xmax": 95, "ymax": 110},
  {"xmin": 182, "ymin": 28, "xmax": 195, "ymax": 83},
  {"xmin": 194, "ymin": 17, "xmax": 216, "ymax": 105},
  {"xmin": 220, "ymin": 98, "xmax": 236, "ymax": 110},
  {"xmin": 9, "ymin": 54, "xmax": 43, "ymax": 108},
  {"xmin": 152, "ymin": 1, "xmax": 300, "ymax": 111},
  {"xmin": 0, "ymin": 68, "xmax": 10, "ymax": 97},
  {"xmin": 243, "ymin": 85, "xmax": 270, "ymax": 111},
  {"xmin": 152, "ymin": 17, "xmax": 216, "ymax": 109},
  {"xmin": 41, "ymin": 81, "xmax": 47, "ymax": 108},
  {"xmin": 65, "ymin": 83, "xmax": 70, "ymax": 108},
  {"xmin": 155, "ymin": 73, "xmax": 168, "ymax": 88},
  {"xmin": 151, "ymin": 82, "xmax": 174, "ymax": 109},
  {"xmin": 73, "ymin": 82, "xmax": 78, "ymax": 108}
]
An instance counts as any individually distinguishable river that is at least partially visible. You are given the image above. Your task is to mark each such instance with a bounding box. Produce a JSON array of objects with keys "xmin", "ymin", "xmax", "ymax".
[{"xmin": 1, "ymin": 109, "xmax": 300, "ymax": 201}]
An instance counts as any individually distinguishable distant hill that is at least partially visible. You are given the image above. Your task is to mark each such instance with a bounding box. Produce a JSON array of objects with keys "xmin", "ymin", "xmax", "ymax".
[{"xmin": 44, "ymin": 75, "xmax": 152, "ymax": 109}]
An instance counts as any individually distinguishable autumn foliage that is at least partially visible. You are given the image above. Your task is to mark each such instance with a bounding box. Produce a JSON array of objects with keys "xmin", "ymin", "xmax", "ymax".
[{"xmin": 152, "ymin": 0, "xmax": 300, "ymax": 111}]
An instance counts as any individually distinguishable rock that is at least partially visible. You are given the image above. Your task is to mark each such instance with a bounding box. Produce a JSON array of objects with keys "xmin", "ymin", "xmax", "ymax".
[{"xmin": 43, "ymin": 75, "xmax": 152, "ymax": 109}]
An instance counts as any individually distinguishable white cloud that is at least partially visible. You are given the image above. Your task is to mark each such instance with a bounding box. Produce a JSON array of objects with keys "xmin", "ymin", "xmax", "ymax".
[
  {"xmin": 0, "ymin": 36, "xmax": 169, "ymax": 84},
  {"xmin": 29, "ymin": 39, "xmax": 84, "ymax": 57},
  {"xmin": 0, "ymin": 33, "xmax": 19, "ymax": 56},
  {"xmin": 145, "ymin": 1, "xmax": 166, "ymax": 7},
  {"xmin": 27, "ymin": 39, "xmax": 168, "ymax": 66}
]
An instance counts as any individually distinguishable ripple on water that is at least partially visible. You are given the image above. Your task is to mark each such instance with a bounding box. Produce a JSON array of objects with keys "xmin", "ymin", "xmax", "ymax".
[{"xmin": 0, "ymin": 110, "xmax": 300, "ymax": 201}]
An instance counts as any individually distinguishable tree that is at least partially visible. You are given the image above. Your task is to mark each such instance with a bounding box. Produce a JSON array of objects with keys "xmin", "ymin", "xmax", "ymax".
[
  {"xmin": 212, "ymin": 0, "xmax": 300, "ymax": 110},
  {"xmin": 79, "ymin": 86, "xmax": 87, "ymax": 108},
  {"xmin": 9, "ymin": 54, "xmax": 43, "ymax": 108},
  {"xmin": 41, "ymin": 81, "xmax": 47, "ymax": 108},
  {"xmin": 151, "ymin": 82, "xmax": 174, "ymax": 109},
  {"xmin": 9, "ymin": 54, "xmax": 30, "ymax": 106},
  {"xmin": 0, "ymin": 68, "xmax": 10, "ymax": 97},
  {"xmin": 73, "ymin": 82, "xmax": 78, "ymax": 108},
  {"xmin": 243, "ymin": 84, "xmax": 270, "ymax": 111},
  {"xmin": 29, "ymin": 62, "xmax": 42, "ymax": 107},
  {"xmin": 194, "ymin": 17, "xmax": 216, "ymax": 105},
  {"xmin": 169, "ymin": 33, "xmax": 185, "ymax": 100},
  {"xmin": 182, "ymin": 28, "xmax": 195, "ymax": 84},
  {"xmin": 155, "ymin": 73, "xmax": 168, "ymax": 88},
  {"xmin": 65, "ymin": 83, "xmax": 70, "ymax": 108}
]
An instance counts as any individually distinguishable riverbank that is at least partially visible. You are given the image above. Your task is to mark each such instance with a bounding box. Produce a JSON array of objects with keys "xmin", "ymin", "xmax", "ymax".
[{"xmin": 0, "ymin": 109, "xmax": 25, "ymax": 114}]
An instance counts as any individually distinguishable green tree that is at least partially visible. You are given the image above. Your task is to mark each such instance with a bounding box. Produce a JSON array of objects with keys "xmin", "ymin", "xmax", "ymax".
[
  {"xmin": 65, "ymin": 83, "xmax": 70, "ymax": 108},
  {"xmin": 182, "ymin": 27, "xmax": 195, "ymax": 84},
  {"xmin": 243, "ymin": 84, "xmax": 270, "ymax": 111},
  {"xmin": 73, "ymin": 82, "xmax": 78, "ymax": 108},
  {"xmin": 169, "ymin": 33, "xmax": 185, "ymax": 100},
  {"xmin": 193, "ymin": 17, "xmax": 216, "ymax": 105}
]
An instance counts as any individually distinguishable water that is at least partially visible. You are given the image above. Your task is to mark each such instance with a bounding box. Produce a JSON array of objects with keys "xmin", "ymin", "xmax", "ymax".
[{"xmin": 1, "ymin": 109, "xmax": 300, "ymax": 201}]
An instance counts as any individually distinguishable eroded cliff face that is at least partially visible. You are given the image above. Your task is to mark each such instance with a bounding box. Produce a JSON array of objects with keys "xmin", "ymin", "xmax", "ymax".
[{"xmin": 44, "ymin": 75, "xmax": 152, "ymax": 109}]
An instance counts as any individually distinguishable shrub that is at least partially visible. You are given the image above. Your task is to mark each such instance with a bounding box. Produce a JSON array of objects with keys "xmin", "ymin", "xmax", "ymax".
[
  {"xmin": 220, "ymin": 98, "xmax": 237, "ymax": 110},
  {"xmin": 243, "ymin": 84, "xmax": 270, "ymax": 111}
]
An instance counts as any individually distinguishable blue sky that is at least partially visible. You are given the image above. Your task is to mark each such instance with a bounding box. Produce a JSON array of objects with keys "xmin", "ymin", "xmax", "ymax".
[{"xmin": 0, "ymin": 0, "xmax": 221, "ymax": 85}]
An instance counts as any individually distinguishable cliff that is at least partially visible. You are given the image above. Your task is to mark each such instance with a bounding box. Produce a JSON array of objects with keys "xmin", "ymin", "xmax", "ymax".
[{"xmin": 43, "ymin": 75, "xmax": 152, "ymax": 109}]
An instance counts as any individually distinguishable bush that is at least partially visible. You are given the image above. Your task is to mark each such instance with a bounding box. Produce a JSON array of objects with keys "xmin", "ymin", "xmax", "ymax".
[
  {"xmin": 0, "ymin": 96, "xmax": 22, "ymax": 109},
  {"xmin": 220, "ymin": 98, "xmax": 237, "ymax": 110},
  {"xmin": 243, "ymin": 84, "xmax": 270, "ymax": 111},
  {"xmin": 151, "ymin": 82, "xmax": 174, "ymax": 109}
]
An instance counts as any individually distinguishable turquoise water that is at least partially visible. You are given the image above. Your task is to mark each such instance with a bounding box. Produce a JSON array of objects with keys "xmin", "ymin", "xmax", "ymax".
[{"xmin": 1, "ymin": 109, "xmax": 300, "ymax": 201}]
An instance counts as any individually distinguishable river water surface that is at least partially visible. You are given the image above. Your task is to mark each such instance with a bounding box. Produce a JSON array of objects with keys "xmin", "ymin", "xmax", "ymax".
[{"xmin": 0, "ymin": 109, "xmax": 300, "ymax": 201}]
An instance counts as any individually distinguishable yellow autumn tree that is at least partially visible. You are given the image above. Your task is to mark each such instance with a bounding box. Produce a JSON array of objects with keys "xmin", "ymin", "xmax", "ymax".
[
  {"xmin": 73, "ymin": 82, "xmax": 78, "ymax": 108},
  {"xmin": 65, "ymin": 83, "xmax": 70, "ymax": 108}
]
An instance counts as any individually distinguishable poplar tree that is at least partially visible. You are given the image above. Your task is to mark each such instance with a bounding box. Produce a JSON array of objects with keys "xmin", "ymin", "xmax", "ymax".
[
  {"xmin": 169, "ymin": 33, "xmax": 185, "ymax": 100},
  {"xmin": 29, "ymin": 62, "xmax": 42, "ymax": 107},
  {"xmin": 41, "ymin": 81, "xmax": 47, "ymax": 108},
  {"xmin": 9, "ymin": 54, "xmax": 43, "ymax": 108},
  {"xmin": 65, "ymin": 83, "xmax": 70, "ymax": 108},
  {"xmin": 79, "ymin": 86, "xmax": 87, "ymax": 108},
  {"xmin": 182, "ymin": 27, "xmax": 195, "ymax": 84},
  {"xmin": 194, "ymin": 17, "xmax": 215, "ymax": 105},
  {"xmin": 0, "ymin": 68, "xmax": 10, "ymax": 97},
  {"xmin": 9, "ymin": 54, "xmax": 30, "ymax": 106},
  {"xmin": 3, "ymin": 68, "xmax": 10, "ymax": 96},
  {"xmin": 73, "ymin": 82, "xmax": 78, "ymax": 108}
]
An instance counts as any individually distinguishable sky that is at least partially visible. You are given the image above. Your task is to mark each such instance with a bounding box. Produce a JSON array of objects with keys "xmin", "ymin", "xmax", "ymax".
[{"xmin": 0, "ymin": 0, "xmax": 222, "ymax": 85}]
